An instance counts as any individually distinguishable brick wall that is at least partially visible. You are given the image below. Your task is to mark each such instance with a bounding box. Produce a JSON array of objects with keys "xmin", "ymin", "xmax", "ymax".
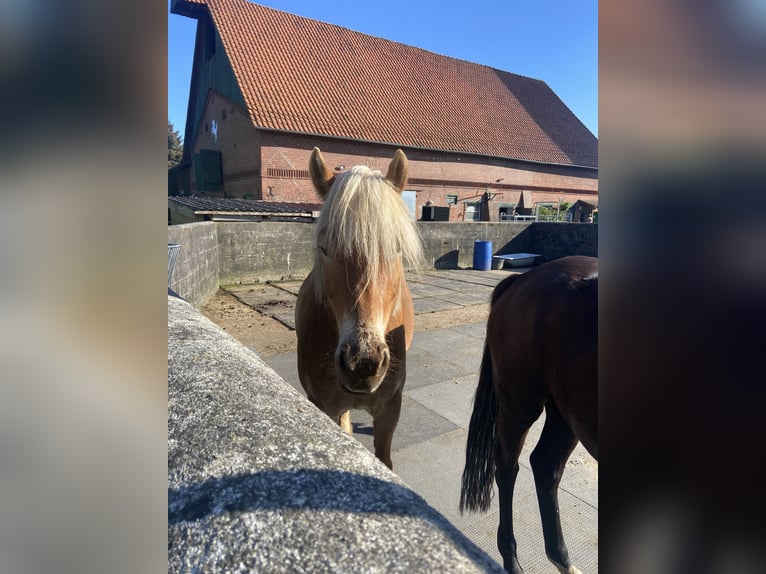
[
  {"xmin": 185, "ymin": 93, "xmax": 598, "ymax": 218},
  {"xmin": 189, "ymin": 92, "xmax": 262, "ymax": 198},
  {"xmin": 257, "ymin": 132, "xmax": 598, "ymax": 219}
]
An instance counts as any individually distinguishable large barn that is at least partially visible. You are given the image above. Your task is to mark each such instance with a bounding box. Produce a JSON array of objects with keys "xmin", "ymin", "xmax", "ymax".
[{"xmin": 169, "ymin": 0, "xmax": 598, "ymax": 222}]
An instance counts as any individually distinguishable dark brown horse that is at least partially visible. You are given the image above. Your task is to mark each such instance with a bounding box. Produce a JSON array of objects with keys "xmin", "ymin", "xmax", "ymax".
[
  {"xmin": 460, "ymin": 256, "xmax": 598, "ymax": 574},
  {"xmin": 295, "ymin": 148, "xmax": 423, "ymax": 469}
]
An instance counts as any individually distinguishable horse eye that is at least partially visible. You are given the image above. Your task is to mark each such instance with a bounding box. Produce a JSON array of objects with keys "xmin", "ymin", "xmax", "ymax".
[{"xmin": 318, "ymin": 246, "xmax": 328, "ymax": 256}]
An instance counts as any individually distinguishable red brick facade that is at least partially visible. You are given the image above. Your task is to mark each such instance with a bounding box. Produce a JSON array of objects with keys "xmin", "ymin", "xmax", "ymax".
[{"xmin": 188, "ymin": 93, "xmax": 597, "ymax": 222}]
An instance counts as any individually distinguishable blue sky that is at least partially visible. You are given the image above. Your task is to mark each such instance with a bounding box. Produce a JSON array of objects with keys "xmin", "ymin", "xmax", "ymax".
[{"xmin": 168, "ymin": 0, "xmax": 597, "ymax": 140}]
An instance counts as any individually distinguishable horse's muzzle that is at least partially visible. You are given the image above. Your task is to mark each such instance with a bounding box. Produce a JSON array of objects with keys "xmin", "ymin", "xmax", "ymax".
[{"xmin": 337, "ymin": 342, "xmax": 390, "ymax": 394}]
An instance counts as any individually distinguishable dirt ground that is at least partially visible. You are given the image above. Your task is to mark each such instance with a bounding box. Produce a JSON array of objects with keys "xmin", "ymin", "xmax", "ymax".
[
  {"xmin": 200, "ymin": 290, "xmax": 297, "ymax": 357},
  {"xmin": 199, "ymin": 287, "xmax": 490, "ymax": 358}
]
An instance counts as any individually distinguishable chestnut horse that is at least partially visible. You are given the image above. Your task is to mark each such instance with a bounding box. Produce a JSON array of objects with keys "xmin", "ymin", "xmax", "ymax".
[
  {"xmin": 295, "ymin": 148, "xmax": 423, "ymax": 469},
  {"xmin": 460, "ymin": 256, "xmax": 598, "ymax": 574}
]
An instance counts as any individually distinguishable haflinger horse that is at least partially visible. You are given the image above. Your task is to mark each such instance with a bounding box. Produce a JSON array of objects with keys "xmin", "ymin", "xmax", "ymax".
[
  {"xmin": 295, "ymin": 148, "xmax": 423, "ymax": 469},
  {"xmin": 460, "ymin": 256, "xmax": 598, "ymax": 574}
]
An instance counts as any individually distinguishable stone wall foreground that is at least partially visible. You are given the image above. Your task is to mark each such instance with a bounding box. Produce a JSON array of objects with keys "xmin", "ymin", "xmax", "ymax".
[{"xmin": 168, "ymin": 294, "xmax": 503, "ymax": 573}]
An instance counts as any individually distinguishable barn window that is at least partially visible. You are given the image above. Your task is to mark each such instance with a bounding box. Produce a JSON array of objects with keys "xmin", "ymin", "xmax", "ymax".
[{"xmin": 446, "ymin": 194, "xmax": 458, "ymax": 206}]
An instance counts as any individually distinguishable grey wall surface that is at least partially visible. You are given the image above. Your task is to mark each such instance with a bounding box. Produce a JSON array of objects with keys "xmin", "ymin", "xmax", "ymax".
[
  {"xmin": 519, "ymin": 222, "xmax": 598, "ymax": 262},
  {"xmin": 417, "ymin": 221, "xmax": 532, "ymax": 269},
  {"xmin": 168, "ymin": 222, "xmax": 219, "ymax": 306},
  {"xmin": 416, "ymin": 221, "xmax": 597, "ymax": 268},
  {"xmin": 168, "ymin": 220, "xmax": 597, "ymax": 300},
  {"xmin": 216, "ymin": 221, "xmax": 316, "ymax": 285},
  {"xmin": 168, "ymin": 294, "xmax": 503, "ymax": 573}
]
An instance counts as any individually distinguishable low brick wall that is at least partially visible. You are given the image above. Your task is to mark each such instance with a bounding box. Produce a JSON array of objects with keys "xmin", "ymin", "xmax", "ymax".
[{"xmin": 168, "ymin": 294, "xmax": 503, "ymax": 573}]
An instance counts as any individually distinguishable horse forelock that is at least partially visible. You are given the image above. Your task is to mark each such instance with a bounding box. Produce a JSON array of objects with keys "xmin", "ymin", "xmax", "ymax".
[{"xmin": 312, "ymin": 165, "xmax": 423, "ymax": 300}]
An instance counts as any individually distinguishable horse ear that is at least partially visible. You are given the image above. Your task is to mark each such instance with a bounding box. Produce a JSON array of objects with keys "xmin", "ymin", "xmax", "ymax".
[
  {"xmin": 309, "ymin": 147, "xmax": 334, "ymax": 198},
  {"xmin": 386, "ymin": 149, "xmax": 408, "ymax": 193}
]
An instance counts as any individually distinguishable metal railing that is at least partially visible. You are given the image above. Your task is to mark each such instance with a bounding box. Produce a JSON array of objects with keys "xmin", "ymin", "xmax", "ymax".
[{"xmin": 168, "ymin": 243, "xmax": 181, "ymax": 288}]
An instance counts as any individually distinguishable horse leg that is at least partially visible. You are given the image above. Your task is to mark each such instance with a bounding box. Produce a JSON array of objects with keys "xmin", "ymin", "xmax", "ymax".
[
  {"xmin": 372, "ymin": 394, "xmax": 402, "ymax": 469},
  {"xmin": 496, "ymin": 411, "xmax": 539, "ymax": 574},
  {"xmin": 529, "ymin": 401, "xmax": 581, "ymax": 574},
  {"xmin": 337, "ymin": 411, "xmax": 352, "ymax": 434}
]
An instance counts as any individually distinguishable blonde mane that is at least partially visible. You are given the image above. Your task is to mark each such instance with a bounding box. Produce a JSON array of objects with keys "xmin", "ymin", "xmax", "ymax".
[{"xmin": 313, "ymin": 165, "xmax": 424, "ymax": 298}]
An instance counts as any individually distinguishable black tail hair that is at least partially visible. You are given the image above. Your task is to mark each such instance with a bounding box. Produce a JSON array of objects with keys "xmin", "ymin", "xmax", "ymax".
[
  {"xmin": 459, "ymin": 273, "xmax": 521, "ymax": 513},
  {"xmin": 459, "ymin": 341, "xmax": 497, "ymax": 513}
]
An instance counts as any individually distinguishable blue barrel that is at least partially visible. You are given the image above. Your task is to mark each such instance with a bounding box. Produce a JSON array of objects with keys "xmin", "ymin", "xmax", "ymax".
[{"xmin": 473, "ymin": 240, "xmax": 493, "ymax": 271}]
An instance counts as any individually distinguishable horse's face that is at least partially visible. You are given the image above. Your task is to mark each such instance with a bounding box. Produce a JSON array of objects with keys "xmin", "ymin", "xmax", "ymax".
[
  {"xmin": 317, "ymin": 233, "xmax": 402, "ymax": 394},
  {"xmin": 308, "ymin": 147, "xmax": 417, "ymax": 396}
]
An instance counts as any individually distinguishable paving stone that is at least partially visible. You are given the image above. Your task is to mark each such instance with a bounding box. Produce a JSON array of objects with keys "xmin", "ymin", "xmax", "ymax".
[
  {"xmin": 434, "ymin": 290, "xmax": 492, "ymax": 306},
  {"xmin": 271, "ymin": 310, "xmax": 296, "ymax": 330},
  {"xmin": 411, "ymin": 328, "xmax": 483, "ymax": 359},
  {"xmin": 422, "ymin": 269, "xmax": 514, "ymax": 287},
  {"xmin": 449, "ymin": 322, "xmax": 488, "ymax": 341},
  {"xmin": 407, "ymin": 275, "xmax": 474, "ymax": 292},
  {"xmin": 405, "ymin": 376, "xmax": 478, "ymax": 428},
  {"xmin": 349, "ymin": 395, "xmax": 460, "ymax": 454},
  {"xmin": 270, "ymin": 280, "xmax": 304, "ymax": 296},
  {"xmin": 405, "ymin": 349, "xmax": 476, "ymax": 390},
  {"xmin": 413, "ymin": 297, "xmax": 460, "ymax": 313},
  {"xmin": 392, "ymin": 430, "xmax": 536, "ymax": 531},
  {"xmin": 262, "ymin": 351, "xmax": 301, "ymax": 391},
  {"xmin": 406, "ymin": 281, "xmax": 455, "ymax": 299}
]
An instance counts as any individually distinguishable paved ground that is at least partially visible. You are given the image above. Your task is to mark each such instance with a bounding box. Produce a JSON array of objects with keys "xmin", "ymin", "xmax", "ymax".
[{"xmin": 238, "ymin": 268, "xmax": 598, "ymax": 573}]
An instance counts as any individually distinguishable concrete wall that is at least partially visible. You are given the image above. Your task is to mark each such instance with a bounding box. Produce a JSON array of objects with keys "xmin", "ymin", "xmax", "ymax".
[
  {"xmin": 169, "ymin": 220, "xmax": 597, "ymax": 297},
  {"xmin": 215, "ymin": 221, "xmax": 596, "ymax": 282},
  {"xmin": 216, "ymin": 221, "xmax": 316, "ymax": 285},
  {"xmin": 416, "ymin": 221, "xmax": 597, "ymax": 269},
  {"xmin": 418, "ymin": 221, "xmax": 532, "ymax": 269},
  {"xmin": 168, "ymin": 294, "xmax": 503, "ymax": 573},
  {"xmin": 168, "ymin": 200, "xmax": 199, "ymax": 225},
  {"xmin": 521, "ymin": 222, "xmax": 599, "ymax": 262},
  {"xmin": 168, "ymin": 222, "xmax": 219, "ymax": 306}
]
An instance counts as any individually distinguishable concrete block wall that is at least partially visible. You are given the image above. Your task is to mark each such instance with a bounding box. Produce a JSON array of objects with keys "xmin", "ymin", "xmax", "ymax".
[
  {"xmin": 417, "ymin": 221, "xmax": 533, "ymax": 269},
  {"xmin": 168, "ymin": 220, "xmax": 597, "ymax": 301},
  {"xmin": 168, "ymin": 222, "xmax": 219, "ymax": 306},
  {"xmin": 216, "ymin": 221, "xmax": 316, "ymax": 285},
  {"xmin": 168, "ymin": 294, "xmax": 503, "ymax": 573},
  {"xmin": 416, "ymin": 221, "xmax": 597, "ymax": 268},
  {"xmin": 524, "ymin": 222, "xmax": 599, "ymax": 262}
]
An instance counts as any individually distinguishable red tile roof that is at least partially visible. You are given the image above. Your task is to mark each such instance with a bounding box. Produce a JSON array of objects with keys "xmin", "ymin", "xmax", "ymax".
[{"xmin": 173, "ymin": 0, "xmax": 597, "ymax": 168}]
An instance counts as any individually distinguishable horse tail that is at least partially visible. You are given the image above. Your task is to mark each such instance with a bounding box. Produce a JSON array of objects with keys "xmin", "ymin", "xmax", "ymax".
[
  {"xmin": 460, "ymin": 272, "xmax": 521, "ymax": 514},
  {"xmin": 460, "ymin": 341, "xmax": 497, "ymax": 513}
]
